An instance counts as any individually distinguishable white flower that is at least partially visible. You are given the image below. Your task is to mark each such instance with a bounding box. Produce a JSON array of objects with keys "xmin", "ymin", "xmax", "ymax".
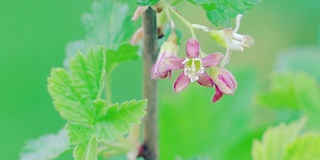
[
  {"xmin": 210, "ymin": 14, "xmax": 254, "ymax": 51},
  {"xmin": 209, "ymin": 14, "xmax": 254, "ymax": 67}
]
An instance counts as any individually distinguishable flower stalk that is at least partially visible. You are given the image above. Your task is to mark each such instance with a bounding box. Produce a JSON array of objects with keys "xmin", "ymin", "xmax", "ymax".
[
  {"xmin": 141, "ymin": 7, "xmax": 158, "ymax": 160},
  {"xmin": 167, "ymin": 5, "xmax": 197, "ymax": 39}
]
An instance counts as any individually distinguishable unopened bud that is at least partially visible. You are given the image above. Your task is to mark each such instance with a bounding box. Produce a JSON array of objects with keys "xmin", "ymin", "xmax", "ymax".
[
  {"xmin": 130, "ymin": 27, "xmax": 144, "ymax": 45},
  {"xmin": 211, "ymin": 67, "xmax": 237, "ymax": 95}
]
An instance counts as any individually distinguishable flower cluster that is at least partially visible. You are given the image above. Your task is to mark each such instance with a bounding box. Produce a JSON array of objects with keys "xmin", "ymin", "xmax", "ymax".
[
  {"xmin": 132, "ymin": 4, "xmax": 253, "ymax": 102},
  {"xmin": 151, "ymin": 34, "xmax": 238, "ymax": 102}
]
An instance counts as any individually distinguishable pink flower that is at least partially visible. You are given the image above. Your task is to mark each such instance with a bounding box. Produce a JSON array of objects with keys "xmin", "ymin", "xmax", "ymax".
[
  {"xmin": 165, "ymin": 38, "xmax": 224, "ymax": 92},
  {"xmin": 150, "ymin": 32, "xmax": 180, "ymax": 79},
  {"xmin": 210, "ymin": 67, "xmax": 237, "ymax": 102}
]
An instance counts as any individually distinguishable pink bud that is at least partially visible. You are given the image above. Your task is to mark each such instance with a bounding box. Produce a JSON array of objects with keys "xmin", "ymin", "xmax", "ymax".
[
  {"xmin": 150, "ymin": 32, "xmax": 183, "ymax": 79},
  {"xmin": 130, "ymin": 27, "xmax": 144, "ymax": 45},
  {"xmin": 211, "ymin": 67, "xmax": 237, "ymax": 102}
]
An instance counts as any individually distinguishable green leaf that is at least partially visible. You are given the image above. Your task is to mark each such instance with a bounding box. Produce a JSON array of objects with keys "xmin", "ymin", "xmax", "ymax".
[
  {"xmin": 97, "ymin": 100, "xmax": 147, "ymax": 141},
  {"xmin": 73, "ymin": 137, "xmax": 98, "ymax": 160},
  {"xmin": 66, "ymin": 124, "xmax": 98, "ymax": 160},
  {"xmin": 94, "ymin": 122, "xmax": 118, "ymax": 142},
  {"xmin": 48, "ymin": 47, "xmax": 106, "ymax": 125},
  {"xmin": 93, "ymin": 99, "xmax": 107, "ymax": 120},
  {"xmin": 137, "ymin": 0, "xmax": 159, "ymax": 6},
  {"xmin": 251, "ymin": 118, "xmax": 306, "ymax": 160},
  {"xmin": 66, "ymin": 100, "xmax": 147, "ymax": 144},
  {"xmin": 105, "ymin": 44, "xmax": 139, "ymax": 73},
  {"xmin": 256, "ymin": 73, "xmax": 320, "ymax": 130},
  {"xmin": 82, "ymin": 1, "xmax": 134, "ymax": 49},
  {"xmin": 65, "ymin": 0, "xmax": 138, "ymax": 68},
  {"xmin": 66, "ymin": 123, "xmax": 95, "ymax": 145},
  {"xmin": 282, "ymin": 133, "xmax": 320, "ymax": 160},
  {"xmin": 189, "ymin": 0, "xmax": 260, "ymax": 26},
  {"xmin": 294, "ymin": 74, "xmax": 320, "ymax": 130},
  {"xmin": 20, "ymin": 129, "xmax": 69, "ymax": 160},
  {"xmin": 257, "ymin": 73, "xmax": 301, "ymax": 110},
  {"xmin": 69, "ymin": 48, "xmax": 105, "ymax": 101}
]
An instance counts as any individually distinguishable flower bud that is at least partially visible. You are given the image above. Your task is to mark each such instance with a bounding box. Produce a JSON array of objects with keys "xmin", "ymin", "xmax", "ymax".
[
  {"xmin": 150, "ymin": 31, "xmax": 180, "ymax": 79},
  {"xmin": 210, "ymin": 67, "xmax": 237, "ymax": 102},
  {"xmin": 130, "ymin": 27, "xmax": 144, "ymax": 45}
]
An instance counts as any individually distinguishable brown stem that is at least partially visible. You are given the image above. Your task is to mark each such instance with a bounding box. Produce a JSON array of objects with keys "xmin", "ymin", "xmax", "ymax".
[{"xmin": 141, "ymin": 7, "xmax": 158, "ymax": 160}]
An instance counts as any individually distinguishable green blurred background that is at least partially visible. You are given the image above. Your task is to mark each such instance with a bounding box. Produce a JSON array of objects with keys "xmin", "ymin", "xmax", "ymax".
[{"xmin": 1, "ymin": 0, "xmax": 320, "ymax": 159}]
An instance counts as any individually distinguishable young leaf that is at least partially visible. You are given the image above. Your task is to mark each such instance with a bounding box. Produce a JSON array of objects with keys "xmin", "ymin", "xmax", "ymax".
[
  {"xmin": 65, "ymin": 0, "xmax": 139, "ymax": 68},
  {"xmin": 137, "ymin": 0, "xmax": 159, "ymax": 6},
  {"xmin": 189, "ymin": 0, "xmax": 260, "ymax": 27},
  {"xmin": 97, "ymin": 100, "xmax": 147, "ymax": 141},
  {"xmin": 105, "ymin": 44, "xmax": 139, "ymax": 73},
  {"xmin": 73, "ymin": 137, "xmax": 98, "ymax": 160},
  {"xmin": 20, "ymin": 129, "xmax": 69, "ymax": 160},
  {"xmin": 282, "ymin": 133, "xmax": 320, "ymax": 160},
  {"xmin": 48, "ymin": 47, "xmax": 106, "ymax": 125},
  {"xmin": 251, "ymin": 118, "xmax": 306, "ymax": 160}
]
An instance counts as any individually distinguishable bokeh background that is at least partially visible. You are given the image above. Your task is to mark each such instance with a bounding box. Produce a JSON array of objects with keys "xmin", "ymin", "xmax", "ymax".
[{"xmin": 1, "ymin": 0, "xmax": 320, "ymax": 159}]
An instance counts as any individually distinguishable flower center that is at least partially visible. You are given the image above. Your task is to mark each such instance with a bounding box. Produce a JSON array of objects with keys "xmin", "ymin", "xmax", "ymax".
[{"xmin": 183, "ymin": 58, "xmax": 204, "ymax": 82}]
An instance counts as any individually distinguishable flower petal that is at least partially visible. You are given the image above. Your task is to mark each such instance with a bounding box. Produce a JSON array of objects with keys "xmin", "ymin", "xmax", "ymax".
[
  {"xmin": 174, "ymin": 72, "xmax": 191, "ymax": 92},
  {"xmin": 150, "ymin": 51, "xmax": 166, "ymax": 78},
  {"xmin": 186, "ymin": 38, "xmax": 199, "ymax": 58},
  {"xmin": 244, "ymin": 36, "xmax": 254, "ymax": 47},
  {"xmin": 209, "ymin": 30, "xmax": 227, "ymax": 48},
  {"xmin": 234, "ymin": 14, "xmax": 243, "ymax": 33},
  {"xmin": 150, "ymin": 64, "xmax": 171, "ymax": 79},
  {"xmin": 201, "ymin": 52, "xmax": 224, "ymax": 68},
  {"xmin": 212, "ymin": 85, "xmax": 223, "ymax": 102},
  {"xmin": 165, "ymin": 57, "xmax": 185, "ymax": 70},
  {"xmin": 150, "ymin": 40, "xmax": 178, "ymax": 79},
  {"xmin": 221, "ymin": 70, "xmax": 237, "ymax": 91},
  {"xmin": 223, "ymin": 28, "xmax": 234, "ymax": 42},
  {"xmin": 215, "ymin": 70, "xmax": 237, "ymax": 94},
  {"xmin": 233, "ymin": 33, "xmax": 246, "ymax": 41},
  {"xmin": 228, "ymin": 40, "xmax": 244, "ymax": 51},
  {"xmin": 165, "ymin": 70, "xmax": 172, "ymax": 79},
  {"xmin": 197, "ymin": 72, "xmax": 214, "ymax": 87}
]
